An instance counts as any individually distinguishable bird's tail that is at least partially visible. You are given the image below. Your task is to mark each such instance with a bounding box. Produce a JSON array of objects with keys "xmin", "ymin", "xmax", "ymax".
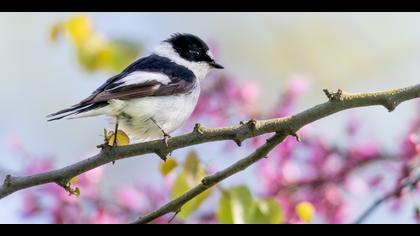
[{"xmin": 46, "ymin": 102, "xmax": 108, "ymax": 121}]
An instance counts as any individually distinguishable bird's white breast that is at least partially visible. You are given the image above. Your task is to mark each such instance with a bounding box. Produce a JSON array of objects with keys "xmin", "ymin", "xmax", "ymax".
[{"xmin": 116, "ymin": 83, "xmax": 200, "ymax": 141}]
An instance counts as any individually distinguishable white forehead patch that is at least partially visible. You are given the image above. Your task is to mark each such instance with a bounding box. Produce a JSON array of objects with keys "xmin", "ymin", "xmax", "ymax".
[
  {"xmin": 154, "ymin": 42, "xmax": 211, "ymax": 80},
  {"xmin": 206, "ymin": 50, "xmax": 214, "ymax": 60}
]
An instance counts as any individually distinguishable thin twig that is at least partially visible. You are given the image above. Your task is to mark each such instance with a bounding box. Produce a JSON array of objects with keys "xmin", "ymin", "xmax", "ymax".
[{"xmin": 353, "ymin": 174, "xmax": 420, "ymax": 224}]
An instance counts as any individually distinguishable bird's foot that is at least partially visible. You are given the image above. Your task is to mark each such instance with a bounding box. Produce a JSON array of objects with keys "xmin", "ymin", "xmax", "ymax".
[{"xmin": 163, "ymin": 133, "xmax": 171, "ymax": 147}]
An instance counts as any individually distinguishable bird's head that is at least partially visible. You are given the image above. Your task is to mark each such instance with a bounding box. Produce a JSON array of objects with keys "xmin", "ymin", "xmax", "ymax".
[{"xmin": 154, "ymin": 33, "xmax": 224, "ymax": 79}]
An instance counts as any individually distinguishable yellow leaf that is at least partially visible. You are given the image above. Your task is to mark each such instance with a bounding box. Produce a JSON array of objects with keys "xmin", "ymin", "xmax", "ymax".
[
  {"xmin": 69, "ymin": 176, "xmax": 78, "ymax": 185},
  {"xmin": 183, "ymin": 151, "xmax": 199, "ymax": 178},
  {"xmin": 160, "ymin": 158, "xmax": 178, "ymax": 176},
  {"xmin": 73, "ymin": 187, "xmax": 81, "ymax": 197},
  {"xmin": 295, "ymin": 201, "xmax": 315, "ymax": 223},
  {"xmin": 49, "ymin": 22, "xmax": 63, "ymax": 43},
  {"xmin": 65, "ymin": 15, "xmax": 92, "ymax": 46},
  {"xmin": 107, "ymin": 129, "xmax": 130, "ymax": 146},
  {"xmin": 65, "ymin": 186, "xmax": 81, "ymax": 197}
]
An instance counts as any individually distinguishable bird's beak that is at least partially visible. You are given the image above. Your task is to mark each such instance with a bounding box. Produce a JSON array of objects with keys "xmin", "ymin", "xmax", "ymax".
[{"xmin": 208, "ymin": 60, "xmax": 224, "ymax": 69}]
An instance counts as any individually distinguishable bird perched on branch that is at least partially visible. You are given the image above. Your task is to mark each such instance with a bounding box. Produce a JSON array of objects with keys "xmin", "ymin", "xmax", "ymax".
[{"xmin": 47, "ymin": 33, "xmax": 224, "ymax": 145}]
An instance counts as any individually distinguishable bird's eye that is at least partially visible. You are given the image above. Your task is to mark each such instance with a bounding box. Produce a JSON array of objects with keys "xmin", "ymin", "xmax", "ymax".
[{"xmin": 189, "ymin": 50, "xmax": 200, "ymax": 55}]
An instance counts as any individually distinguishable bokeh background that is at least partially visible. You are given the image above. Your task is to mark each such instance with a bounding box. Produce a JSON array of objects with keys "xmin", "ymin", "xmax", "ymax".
[{"xmin": 0, "ymin": 12, "xmax": 419, "ymax": 224}]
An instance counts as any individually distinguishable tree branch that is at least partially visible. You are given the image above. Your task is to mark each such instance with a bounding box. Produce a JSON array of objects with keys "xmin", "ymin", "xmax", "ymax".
[
  {"xmin": 132, "ymin": 132, "xmax": 287, "ymax": 224},
  {"xmin": 0, "ymin": 84, "xmax": 419, "ymax": 216},
  {"xmin": 353, "ymin": 174, "xmax": 420, "ymax": 224}
]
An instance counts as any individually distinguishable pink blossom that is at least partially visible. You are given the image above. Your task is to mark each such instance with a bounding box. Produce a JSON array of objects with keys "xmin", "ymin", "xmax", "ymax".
[
  {"xmin": 322, "ymin": 154, "xmax": 344, "ymax": 176},
  {"xmin": 79, "ymin": 166, "xmax": 104, "ymax": 185},
  {"xmin": 116, "ymin": 187, "xmax": 147, "ymax": 211},
  {"xmin": 324, "ymin": 184, "xmax": 342, "ymax": 206},
  {"xmin": 350, "ymin": 141, "xmax": 380, "ymax": 161},
  {"xmin": 345, "ymin": 176, "xmax": 368, "ymax": 197},
  {"xmin": 281, "ymin": 162, "xmax": 301, "ymax": 183},
  {"xmin": 89, "ymin": 208, "xmax": 122, "ymax": 224},
  {"xmin": 346, "ymin": 116, "xmax": 361, "ymax": 136},
  {"xmin": 4, "ymin": 133, "xmax": 23, "ymax": 152},
  {"xmin": 14, "ymin": 70, "xmax": 420, "ymax": 224},
  {"xmin": 21, "ymin": 193, "xmax": 41, "ymax": 217},
  {"xmin": 368, "ymin": 175, "xmax": 383, "ymax": 188},
  {"xmin": 240, "ymin": 81, "xmax": 261, "ymax": 104},
  {"xmin": 285, "ymin": 75, "xmax": 310, "ymax": 99},
  {"xmin": 24, "ymin": 159, "xmax": 54, "ymax": 175},
  {"xmin": 400, "ymin": 133, "xmax": 419, "ymax": 160}
]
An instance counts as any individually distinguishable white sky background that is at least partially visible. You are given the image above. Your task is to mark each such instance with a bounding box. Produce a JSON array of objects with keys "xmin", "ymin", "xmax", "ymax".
[{"xmin": 0, "ymin": 12, "xmax": 419, "ymax": 223}]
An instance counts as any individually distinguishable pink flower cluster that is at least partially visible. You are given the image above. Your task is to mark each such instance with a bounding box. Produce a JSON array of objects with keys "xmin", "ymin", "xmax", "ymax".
[{"xmin": 8, "ymin": 71, "xmax": 419, "ymax": 224}]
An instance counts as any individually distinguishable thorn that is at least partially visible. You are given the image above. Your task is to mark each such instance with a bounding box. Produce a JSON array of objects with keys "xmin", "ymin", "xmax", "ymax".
[
  {"xmin": 247, "ymin": 119, "xmax": 257, "ymax": 129},
  {"xmin": 201, "ymin": 177, "xmax": 210, "ymax": 187},
  {"xmin": 96, "ymin": 143, "xmax": 107, "ymax": 149},
  {"xmin": 233, "ymin": 139, "xmax": 242, "ymax": 147},
  {"xmin": 193, "ymin": 123, "xmax": 205, "ymax": 134},
  {"xmin": 290, "ymin": 132, "xmax": 301, "ymax": 142},
  {"xmin": 168, "ymin": 209, "xmax": 181, "ymax": 223},
  {"xmin": 157, "ymin": 151, "xmax": 169, "ymax": 162},
  {"xmin": 160, "ymin": 132, "xmax": 172, "ymax": 147},
  {"xmin": 323, "ymin": 89, "xmax": 332, "ymax": 100},
  {"xmin": 3, "ymin": 174, "xmax": 12, "ymax": 187},
  {"xmin": 336, "ymin": 89, "xmax": 343, "ymax": 100},
  {"xmin": 323, "ymin": 89, "xmax": 343, "ymax": 101},
  {"xmin": 384, "ymin": 100, "xmax": 398, "ymax": 112}
]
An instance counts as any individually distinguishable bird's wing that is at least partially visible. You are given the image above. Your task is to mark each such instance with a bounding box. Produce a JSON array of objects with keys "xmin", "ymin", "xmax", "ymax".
[
  {"xmin": 81, "ymin": 54, "xmax": 195, "ymax": 103},
  {"xmin": 88, "ymin": 72, "xmax": 195, "ymax": 103},
  {"xmin": 47, "ymin": 54, "xmax": 196, "ymax": 120}
]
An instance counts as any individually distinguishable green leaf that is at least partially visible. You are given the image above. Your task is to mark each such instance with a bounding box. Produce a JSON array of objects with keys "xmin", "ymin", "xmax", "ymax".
[
  {"xmin": 170, "ymin": 152, "xmax": 211, "ymax": 220},
  {"xmin": 110, "ymin": 39, "xmax": 141, "ymax": 71},
  {"xmin": 56, "ymin": 15, "xmax": 141, "ymax": 73},
  {"xmin": 216, "ymin": 186, "xmax": 253, "ymax": 224},
  {"xmin": 69, "ymin": 176, "xmax": 78, "ymax": 185},
  {"xmin": 216, "ymin": 185, "xmax": 283, "ymax": 224},
  {"xmin": 171, "ymin": 171, "xmax": 211, "ymax": 220},
  {"xmin": 217, "ymin": 192, "xmax": 234, "ymax": 224},
  {"xmin": 246, "ymin": 199, "xmax": 283, "ymax": 224}
]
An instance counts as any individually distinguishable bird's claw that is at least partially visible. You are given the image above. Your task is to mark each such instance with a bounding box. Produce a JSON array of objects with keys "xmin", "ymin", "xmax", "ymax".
[{"xmin": 163, "ymin": 133, "xmax": 171, "ymax": 147}]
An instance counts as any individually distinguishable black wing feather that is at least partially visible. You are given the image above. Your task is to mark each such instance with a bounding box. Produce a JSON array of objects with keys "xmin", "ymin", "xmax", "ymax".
[{"xmin": 47, "ymin": 54, "xmax": 196, "ymax": 121}]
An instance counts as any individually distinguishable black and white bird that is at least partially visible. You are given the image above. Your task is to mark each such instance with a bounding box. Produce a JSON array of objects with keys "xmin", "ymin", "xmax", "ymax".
[{"xmin": 47, "ymin": 33, "xmax": 223, "ymax": 143}]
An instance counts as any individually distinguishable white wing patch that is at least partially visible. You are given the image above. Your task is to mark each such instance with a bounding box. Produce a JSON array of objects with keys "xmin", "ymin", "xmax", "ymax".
[{"xmin": 115, "ymin": 71, "xmax": 171, "ymax": 88}]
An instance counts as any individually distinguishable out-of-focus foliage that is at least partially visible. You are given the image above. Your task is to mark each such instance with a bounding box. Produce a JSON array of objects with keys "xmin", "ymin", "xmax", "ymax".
[
  {"xmin": 65, "ymin": 176, "xmax": 80, "ymax": 197},
  {"xmin": 11, "ymin": 73, "xmax": 420, "ymax": 223},
  {"xmin": 50, "ymin": 15, "xmax": 141, "ymax": 73},
  {"xmin": 7, "ymin": 14, "xmax": 419, "ymax": 224},
  {"xmin": 171, "ymin": 151, "xmax": 212, "ymax": 220},
  {"xmin": 217, "ymin": 185, "xmax": 283, "ymax": 224},
  {"xmin": 295, "ymin": 201, "xmax": 315, "ymax": 223},
  {"xmin": 69, "ymin": 176, "xmax": 78, "ymax": 185}
]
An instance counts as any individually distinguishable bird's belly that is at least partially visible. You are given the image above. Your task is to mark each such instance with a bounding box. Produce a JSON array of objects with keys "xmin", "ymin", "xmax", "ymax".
[{"xmin": 117, "ymin": 87, "xmax": 200, "ymax": 141}]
